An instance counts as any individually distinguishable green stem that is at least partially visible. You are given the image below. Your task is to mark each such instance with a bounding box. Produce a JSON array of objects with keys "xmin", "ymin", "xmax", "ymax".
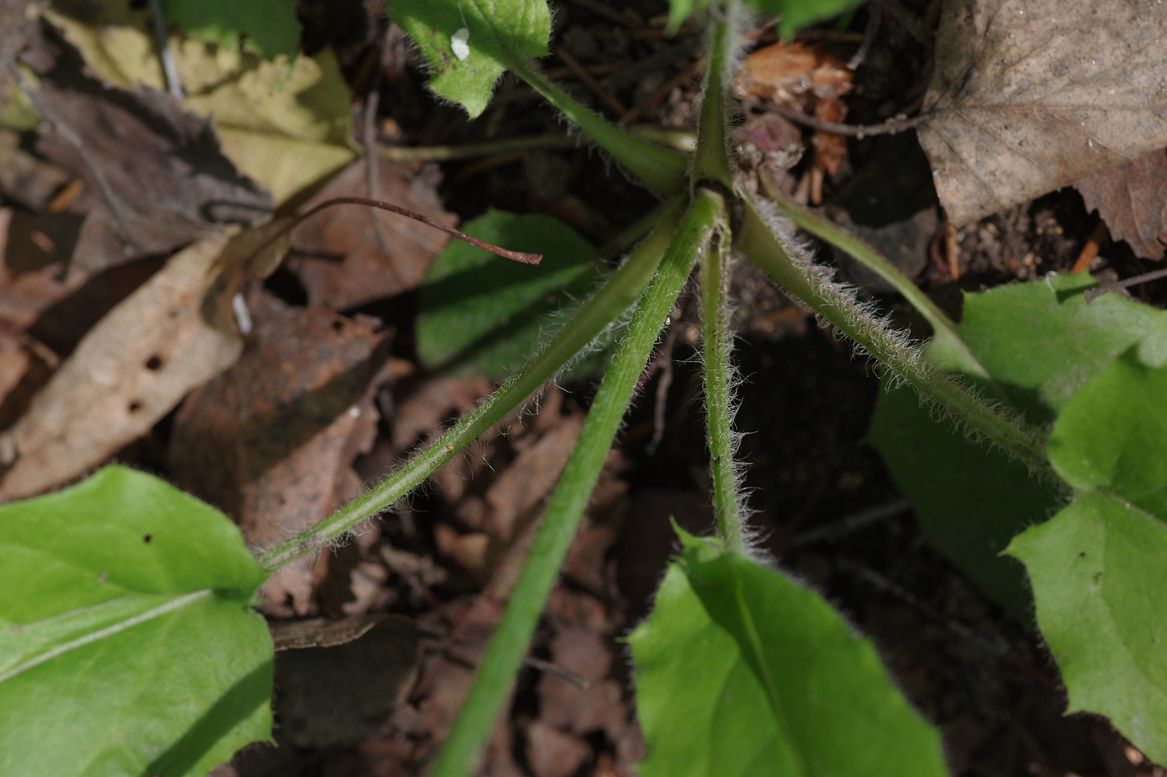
[
  {"xmin": 737, "ymin": 195, "xmax": 1051, "ymax": 475},
  {"xmin": 378, "ymin": 127, "xmax": 697, "ymax": 163},
  {"xmin": 699, "ymin": 226, "xmax": 744, "ymax": 551},
  {"xmin": 259, "ymin": 198, "xmax": 685, "ymax": 572},
  {"xmin": 771, "ymin": 196, "xmax": 990, "ymax": 379},
  {"xmin": 429, "ymin": 189, "xmax": 725, "ymax": 777},
  {"xmin": 692, "ymin": 6, "xmax": 738, "ymax": 188},
  {"xmin": 508, "ymin": 57, "xmax": 688, "ymax": 195}
]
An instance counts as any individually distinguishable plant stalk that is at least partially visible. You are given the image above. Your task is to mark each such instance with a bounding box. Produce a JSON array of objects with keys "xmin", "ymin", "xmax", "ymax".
[
  {"xmin": 700, "ymin": 226, "xmax": 745, "ymax": 551},
  {"xmin": 428, "ymin": 188, "xmax": 725, "ymax": 777},
  {"xmin": 692, "ymin": 6, "xmax": 738, "ymax": 188},
  {"xmin": 259, "ymin": 198, "xmax": 686, "ymax": 571},
  {"xmin": 770, "ymin": 195, "xmax": 989, "ymax": 379},
  {"xmin": 737, "ymin": 196, "xmax": 1051, "ymax": 475},
  {"xmin": 507, "ymin": 57, "xmax": 688, "ymax": 195}
]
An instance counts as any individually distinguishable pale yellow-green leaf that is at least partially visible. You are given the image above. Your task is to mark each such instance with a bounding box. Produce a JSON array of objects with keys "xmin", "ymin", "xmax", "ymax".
[{"xmin": 45, "ymin": 8, "xmax": 353, "ymax": 203}]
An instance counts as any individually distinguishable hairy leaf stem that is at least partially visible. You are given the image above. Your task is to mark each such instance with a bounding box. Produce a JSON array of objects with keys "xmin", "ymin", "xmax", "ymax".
[
  {"xmin": 429, "ymin": 189, "xmax": 725, "ymax": 777},
  {"xmin": 258, "ymin": 198, "xmax": 686, "ymax": 572},
  {"xmin": 738, "ymin": 196, "xmax": 1051, "ymax": 475},
  {"xmin": 700, "ymin": 227, "xmax": 745, "ymax": 551},
  {"xmin": 692, "ymin": 6, "xmax": 738, "ymax": 188},
  {"xmin": 507, "ymin": 57, "xmax": 688, "ymax": 195},
  {"xmin": 770, "ymin": 195, "xmax": 990, "ymax": 379}
]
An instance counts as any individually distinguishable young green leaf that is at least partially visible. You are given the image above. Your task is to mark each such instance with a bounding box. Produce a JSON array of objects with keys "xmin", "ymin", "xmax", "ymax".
[
  {"xmin": 630, "ymin": 526, "xmax": 949, "ymax": 777},
  {"xmin": 416, "ymin": 211, "xmax": 603, "ymax": 379},
  {"xmin": 389, "ymin": 0, "xmax": 552, "ymax": 118},
  {"xmin": 1007, "ymin": 354, "xmax": 1167, "ymax": 764},
  {"xmin": 0, "ymin": 466, "xmax": 273, "ymax": 777},
  {"xmin": 872, "ymin": 273, "xmax": 1167, "ymax": 613},
  {"xmin": 161, "ymin": 0, "xmax": 301, "ymax": 59}
]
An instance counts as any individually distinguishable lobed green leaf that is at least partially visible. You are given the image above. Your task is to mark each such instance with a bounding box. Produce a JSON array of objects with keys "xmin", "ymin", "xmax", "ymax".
[
  {"xmin": 872, "ymin": 274, "xmax": 1167, "ymax": 613},
  {"xmin": 389, "ymin": 0, "xmax": 551, "ymax": 118},
  {"xmin": 1008, "ymin": 354, "xmax": 1167, "ymax": 763}
]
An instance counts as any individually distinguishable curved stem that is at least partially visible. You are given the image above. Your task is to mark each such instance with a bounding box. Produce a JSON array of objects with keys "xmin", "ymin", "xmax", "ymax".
[
  {"xmin": 700, "ymin": 226, "xmax": 745, "ymax": 551},
  {"xmin": 428, "ymin": 189, "xmax": 725, "ymax": 777},
  {"xmin": 738, "ymin": 195, "xmax": 1051, "ymax": 475},
  {"xmin": 259, "ymin": 198, "xmax": 686, "ymax": 571},
  {"xmin": 508, "ymin": 57, "xmax": 688, "ymax": 196},
  {"xmin": 770, "ymin": 195, "xmax": 989, "ymax": 379}
]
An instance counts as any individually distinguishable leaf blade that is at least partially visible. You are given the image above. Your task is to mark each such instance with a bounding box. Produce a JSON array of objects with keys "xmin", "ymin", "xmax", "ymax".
[
  {"xmin": 630, "ymin": 527, "xmax": 949, "ymax": 777},
  {"xmin": 0, "ymin": 466, "xmax": 273, "ymax": 777}
]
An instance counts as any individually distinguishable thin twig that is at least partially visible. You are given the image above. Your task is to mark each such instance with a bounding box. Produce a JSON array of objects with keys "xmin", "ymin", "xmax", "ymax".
[
  {"xmin": 769, "ymin": 102, "xmax": 925, "ymax": 138},
  {"xmin": 364, "ymin": 25, "xmax": 393, "ymax": 256},
  {"xmin": 621, "ymin": 55, "xmax": 705, "ymax": 124},
  {"xmin": 847, "ymin": 0, "xmax": 882, "ymax": 71},
  {"xmin": 556, "ymin": 47, "xmax": 627, "ymax": 116},
  {"xmin": 148, "ymin": 0, "xmax": 184, "ymax": 99},
  {"xmin": 240, "ymin": 196, "xmax": 543, "ymax": 272},
  {"xmin": 1085, "ymin": 266, "xmax": 1167, "ymax": 303}
]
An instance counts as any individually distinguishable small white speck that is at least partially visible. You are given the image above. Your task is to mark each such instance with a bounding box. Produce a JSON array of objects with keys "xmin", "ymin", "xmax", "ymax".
[
  {"xmin": 233, "ymin": 292, "xmax": 253, "ymax": 335},
  {"xmin": 451, "ymin": 28, "xmax": 471, "ymax": 61},
  {"xmin": 349, "ymin": 406, "xmax": 361, "ymax": 418}
]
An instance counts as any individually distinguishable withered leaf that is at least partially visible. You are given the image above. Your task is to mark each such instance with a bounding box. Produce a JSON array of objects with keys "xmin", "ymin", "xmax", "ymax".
[
  {"xmin": 168, "ymin": 297, "xmax": 385, "ymax": 616},
  {"xmin": 274, "ymin": 615, "xmax": 420, "ymax": 748},
  {"xmin": 917, "ymin": 0, "xmax": 1167, "ymax": 226},
  {"xmin": 290, "ymin": 159, "xmax": 454, "ymax": 310},
  {"xmin": 21, "ymin": 20, "xmax": 272, "ymax": 269},
  {"xmin": 1076, "ymin": 148, "xmax": 1167, "ymax": 259},
  {"xmin": 0, "ymin": 235, "xmax": 243, "ymax": 500}
]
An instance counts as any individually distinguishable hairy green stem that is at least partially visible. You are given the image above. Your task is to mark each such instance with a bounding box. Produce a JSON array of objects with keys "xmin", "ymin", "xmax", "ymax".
[
  {"xmin": 508, "ymin": 57, "xmax": 688, "ymax": 195},
  {"xmin": 700, "ymin": 227, "xmax": 744, "ymax": 551},
  {"xmin": 692, "ymin": 6, "xmax": 738, "ymax": 188},
  {"xmin": 429, "ymin": 189, "xmax": 725, "ymax": 777},
  {"xmin": 259, "ymin": 198, "xmax": 685, "ymax": 572},
  {"xmin": 737, "ymin": 195, "xmax": 1051, "ymax": 475},
  {"xmin": 378, "ymin": 126, "xmax": 697, "ymax": 163},
  {"xmin": 771, "ymin": 196, "xmax": 990, "ymax": 379}
]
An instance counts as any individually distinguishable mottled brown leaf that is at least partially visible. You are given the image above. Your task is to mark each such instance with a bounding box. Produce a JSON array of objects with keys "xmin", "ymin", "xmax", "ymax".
[
  {"xmin": 918, "ymin": 0, "xmax": 1167, "ymax": 226},
  {"xmin": 21, "ymin": 21, "xmax": 271, "ymax": 269},
  {"xmin": 0, "ymin": 236, "xmax": 242, "ymax": 500},
  {"xmin": 168, "ymin": 297, "xmax": 386, "ymax": 615},
  {"xmin": 290, "ymin": 159, "xmax": 454, "ymax": 310},
  {"xmin": 1076, "ymin": 148, "xmax": 1167, "ymax": 259}
]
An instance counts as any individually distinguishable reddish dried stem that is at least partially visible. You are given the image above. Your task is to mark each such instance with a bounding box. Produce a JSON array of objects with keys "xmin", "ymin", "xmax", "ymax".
[{"xmin": 246, "ymin": 195, "xmax": 543, "ymax": 268}]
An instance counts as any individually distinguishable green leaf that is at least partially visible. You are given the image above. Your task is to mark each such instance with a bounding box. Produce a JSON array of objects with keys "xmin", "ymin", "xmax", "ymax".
[
  {"xmin": 872, "ymin": 274, "xmax": 1167, "ymax": 613},
  {"xmin": 161, "ymin": 0, "xmax": 301, "ymax": 59},
  {"xmin": 416, "ymin": 211, "xmax": 604, "ymax": 379},
  {"xmin": 1007, "ymin": 355, "xmax": 1167, "ymax": 764},
  {"xmin": 629, "ymin": 526, "xmax": 948, "ymax": 777},
  {"xmin": 0, "ymin": 466, "xmax": 273, "ymax": 777},
  {"xmin": 388, "ymin": 0, "xmax": 551, "ymax": 118},
  {"xmin": 666, "ymin": 0, "xmax": 865, "ymax": 38}
]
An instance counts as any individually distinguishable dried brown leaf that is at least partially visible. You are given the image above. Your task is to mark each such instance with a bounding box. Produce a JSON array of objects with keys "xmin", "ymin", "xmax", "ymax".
[
  {"xmin": 918, "ymin": 0, "xmax": 1167, "ymax": 226},
  {"xmin": 290, "ymin": 159, "xmax": 454, "ymax": 310},
  {"xmin": 0, "ymin": 235, "xmax": 242, "ymax": 500},
  {"xmin": 21, "ymin": 21, "xmax": 272, "ymax": 269},
  {"xmin": 1076, "ymin": 148, "xmax": 1167, "ymax": 259},
  {"xmin": 168, "ymin": 297, "xmax": 385, "ymax": 615}
]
